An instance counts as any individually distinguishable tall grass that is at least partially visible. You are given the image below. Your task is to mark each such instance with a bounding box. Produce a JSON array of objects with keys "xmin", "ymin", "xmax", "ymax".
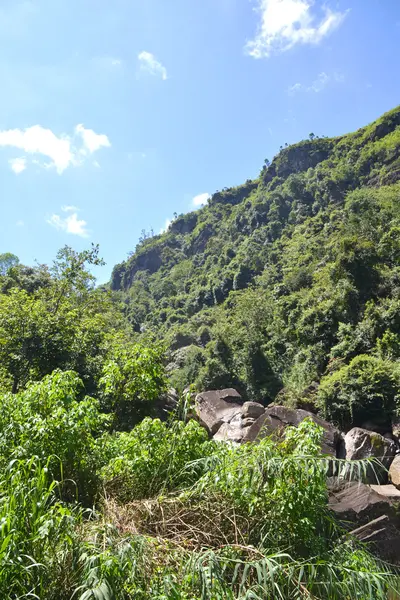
[{"xmin": 0, "ymin": 379, "xmax": 398, "ymax": 599}]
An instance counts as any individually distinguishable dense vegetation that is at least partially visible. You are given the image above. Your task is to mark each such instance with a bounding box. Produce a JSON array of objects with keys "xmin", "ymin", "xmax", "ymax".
[
  {"xmin": 1, "ymin": 106, "xmax": 400, "ymax": 597},
  {"xmin": 0, "ymin": 374, "xmax": 397, "ymax": 599},
  {"xmin": 111, "ymin": 106, "xmax": 400, "ymax": 430}
]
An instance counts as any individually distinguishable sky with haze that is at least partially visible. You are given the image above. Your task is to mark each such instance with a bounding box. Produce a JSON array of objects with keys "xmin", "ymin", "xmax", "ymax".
[{"xmin": 1, "ymin": 0, "xmax": 400, "ymax": 281}]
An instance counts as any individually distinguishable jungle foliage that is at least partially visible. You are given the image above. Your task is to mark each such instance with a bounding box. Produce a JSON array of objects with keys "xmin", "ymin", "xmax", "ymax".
[
  {"xmin": 111, "ymin": 106, "xmax": 400, "ymax": 429},
  {"xmin": 1, "ymin": 106, "xmax": 400, "ymax": 598},
  {"xmin": 0, "ymin": 375, "xmax": 397, "ymax": 599}
]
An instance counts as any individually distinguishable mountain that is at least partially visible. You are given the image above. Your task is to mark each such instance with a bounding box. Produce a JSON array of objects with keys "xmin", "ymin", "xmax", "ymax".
[{"xmin": 110, "ymin": 106, "xmax": 400, "ymax": 430}]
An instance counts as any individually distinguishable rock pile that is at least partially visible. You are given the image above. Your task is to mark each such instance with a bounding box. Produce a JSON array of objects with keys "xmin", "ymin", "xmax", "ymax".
[{"xmin": 194, "ymin": 387, "xmax": 400, "ymax": 563}]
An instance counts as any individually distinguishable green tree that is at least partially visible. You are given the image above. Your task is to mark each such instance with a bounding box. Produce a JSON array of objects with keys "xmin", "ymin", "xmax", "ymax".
[
  {"xmin": 317, "ymin": 354, "xmax": 400, "ymax": 430},
  {"xmin": 0, "ymin": 252, "xmax": 19, "ymax": 275},
  {"xmin": 0, "ymin": 370, "xmax": 109, "ymax": 503},
  {"xmin": 0, "ymin": 245, "xmax": 120, "ymax": 394},
  {"xmin": 99, "ymin": 340, "xmax": 167, "ymax": 429}
]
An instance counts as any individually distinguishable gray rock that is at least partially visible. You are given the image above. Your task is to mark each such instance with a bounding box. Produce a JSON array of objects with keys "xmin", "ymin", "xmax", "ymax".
[
  {"xmin": 329, "ymin": 482, "xmax": 394, "ymax": 520},
  {"xmin": 241, "ymin": 417, "xmax": 257, "ymax": 428},
  {"xmin": 370, "ymin": 484, "xmax": 400, "ymax": 499},
  {"xmin": 168, "ymin": 388, "xmax": 179, "ymax": 402},
  {"xmin": 344, "ymin": 428, "xmax": 396, "ymax": 483},
  {"xmin": 213, "ymin": 422, "xmax": 250, "ymax": 443},
  {"xmin": 195, "ymin": 389, "xmax": 243, "ymax": 435},
  {"xmin": 389, "ymin": 456, "xmax": 400, "ymax": 488},
  {"xmin": 241, "ymin": 401, "xmax": 265, "ymax": 419},
  {"xmin": 347, "ymin": 515, "xmax": 400, "ymax": 564},
  {"xmin": 241, "ymin": 413, "xmax": 281, "ymax": 443},
  {"xmin": 347, "ymin": 514, "xmax": 391, "ymax": 542},
  {"xmin": 329, "ymin": 482, "xmax": 400, "ymax": 563},
  {"xmin": 242, "ymin": 405, "xmax": 340, "ymax": 456}
]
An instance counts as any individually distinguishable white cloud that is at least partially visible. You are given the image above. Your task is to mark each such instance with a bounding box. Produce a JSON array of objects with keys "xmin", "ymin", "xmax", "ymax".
[
  {"xmin": 160, "ymin": 218, "xmax": 172, "ymax": 234},
  {"xmin": 16, "ymin": 220, "xmax": 24, "ymax": 227},
  {"xmin": 308, "ymin": 71, "xmax": 330, "ymax": 92},
  {"xmin": 138, "ymin": 51, "xmax": 168, "ymax": 80},
  {"xmin": 192, "ymin": 192, "xmax": 210, "ymax": 207},
  {"xmin": 0, "ymin": 126, "xmax": 73, "ymax": 173},
  {"xmin": 245, "ymin": 0, "xmax": 348, "ymax": 59},
  {"xmin": 9, "ymin": 157, "xmax": 26, "ymax": 174},
  {"xmin": 288, "ymin": 82, "xmax": 302, "ymax": 94},
  {"xmin": 288, "ymin": 71, "xmax": 344, "ymax": 94},
  {"xmin": 0, "ymin": 124, "xmax": 110, "ymax": 174},
  {"xmin": 47, "ymin": 209, "xmax": 89, "ymax": 238},
  {"xmin": 75, "ymin": 124, "xmax": 111, "ymax": 154}
]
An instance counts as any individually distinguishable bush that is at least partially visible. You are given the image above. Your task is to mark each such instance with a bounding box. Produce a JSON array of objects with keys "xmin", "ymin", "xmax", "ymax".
[
  {"xmin": 317, "ymin": 354, "xmax": 400, "ymax": 430},
  {"xmin": 188, "ymin": 419, "xmax": 331, "ymax": 555},
  {"xmin": 0, "ymin": 409, "xmax": 396, "ymax": 599},
  {"xmin": 0, "ymin": 370, "xmax": 109, "ymax": 504},
  {"xmin": 99, "ymin": 341, "xmax": 167, "ymax": 430},
  {"xmin": 101, "ymin": 417, "xmax": 213, "ymax": 502}
]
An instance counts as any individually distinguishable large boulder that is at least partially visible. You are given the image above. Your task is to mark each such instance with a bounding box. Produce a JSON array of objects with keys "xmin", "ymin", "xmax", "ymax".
[
  {"xmin": 348, "ymin": 514, "xmax": 394, "ymax": 543},
  {"xmin": 329, "ymin": 482, "xmax": 400, "ymax": 563},
  {"xmin": 195, "ymin": 389, "xmax": 243, "ymax": 435},
  {"xmin": 370, "ymin": 484, "xmax": 400, "ymax": 499},
  {"xmin": 390, "ymin": 455, "xmax": 400, "ymax": 488},
  {"xmin": 241, "ymin": 413, "xmax": 282, "ymax": 443},
  {"xmin": 343, "ymin": 428, "xmax": 396, "ymax": 483},
  {"xmin": 213, "ymin": 418, "xmax": 250, "ymax": 444},
  {"xmin": 242, "ymin": 405, "xmax": 341, "ymax": 456},
  {"xmin": 241, "ymin": 401, "xmax": 265, "ymax": 419},
  {"xmin": 329, "ymin": 482, "xmax": 398, "ymax": 522}
]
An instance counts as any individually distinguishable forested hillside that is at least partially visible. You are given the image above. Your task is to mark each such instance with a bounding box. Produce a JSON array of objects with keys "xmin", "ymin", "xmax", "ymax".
[
  {"xmin": 1, "ymin": 106, "xmax": 400, "ymax": 599},
  {"xmin": 111, "ymin": 106, "xmax": 400, "ymax": 429}
]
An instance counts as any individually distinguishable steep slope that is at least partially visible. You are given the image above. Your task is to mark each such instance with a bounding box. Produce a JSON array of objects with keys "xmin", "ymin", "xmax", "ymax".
[{"xmin": 111, "ymin": 106, "xmax": 400, "ymax": 424}]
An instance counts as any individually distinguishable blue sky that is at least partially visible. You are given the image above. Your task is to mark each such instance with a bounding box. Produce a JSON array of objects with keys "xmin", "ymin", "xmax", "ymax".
[{"xmin": 1, "ymin": 0, "xmax": 400, "ymax": 282}]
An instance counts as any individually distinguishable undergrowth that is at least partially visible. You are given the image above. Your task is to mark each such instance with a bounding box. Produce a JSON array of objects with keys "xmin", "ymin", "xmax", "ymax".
[{"xmin": 0, "ymin": 374, "xmax": 398, "ymax": 599}]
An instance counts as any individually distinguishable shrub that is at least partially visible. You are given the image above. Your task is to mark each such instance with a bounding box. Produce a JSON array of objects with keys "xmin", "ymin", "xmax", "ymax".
[
  {"xmin": 0, "ymin": 370, "xmax": 109, "ymax": 504},
  {"xmin": 99, "ymin": 342, "xmax": 167, "ymax": 430},
  {"xmin": 101, "ymin": 417, "xmax": 213, "ymax": 502},
  {"xmin": 317, "ymin": 354, "xmax": 400, "ymax": 430}
]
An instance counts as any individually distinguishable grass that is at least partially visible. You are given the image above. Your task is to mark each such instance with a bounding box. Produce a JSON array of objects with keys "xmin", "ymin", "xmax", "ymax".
[{"xmin": 0, "ymin": 385, "xmax": 399, "ymax": 599}]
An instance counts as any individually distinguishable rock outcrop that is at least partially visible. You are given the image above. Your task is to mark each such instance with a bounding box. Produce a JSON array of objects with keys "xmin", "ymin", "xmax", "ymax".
[
  {"xmin": 343, "ymin": 428, "xmax": 396, "ymax": 483},
  {"xmin": 195, "ymin": 389, "xmax": 266, "ymax": 441},
  {"xmin": 193, "ymin": 387, "xmax": 400, "ymax": 563},
  {"xmin": 329, "ymin": 482, "xmax": 400, "ymax": 563},
  {"xmin": 242, "ymin": 405, "xmax": 341, "ymax": 456},
  {"xmin": 195, "ymin": 389, "xmax": 243, "ymax": 435}
]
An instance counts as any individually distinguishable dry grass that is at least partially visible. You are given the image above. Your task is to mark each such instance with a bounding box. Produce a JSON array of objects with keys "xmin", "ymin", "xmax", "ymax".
[{"xmin": 103, "ymin": 493, "xmax": 255, "ymax": 551}]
